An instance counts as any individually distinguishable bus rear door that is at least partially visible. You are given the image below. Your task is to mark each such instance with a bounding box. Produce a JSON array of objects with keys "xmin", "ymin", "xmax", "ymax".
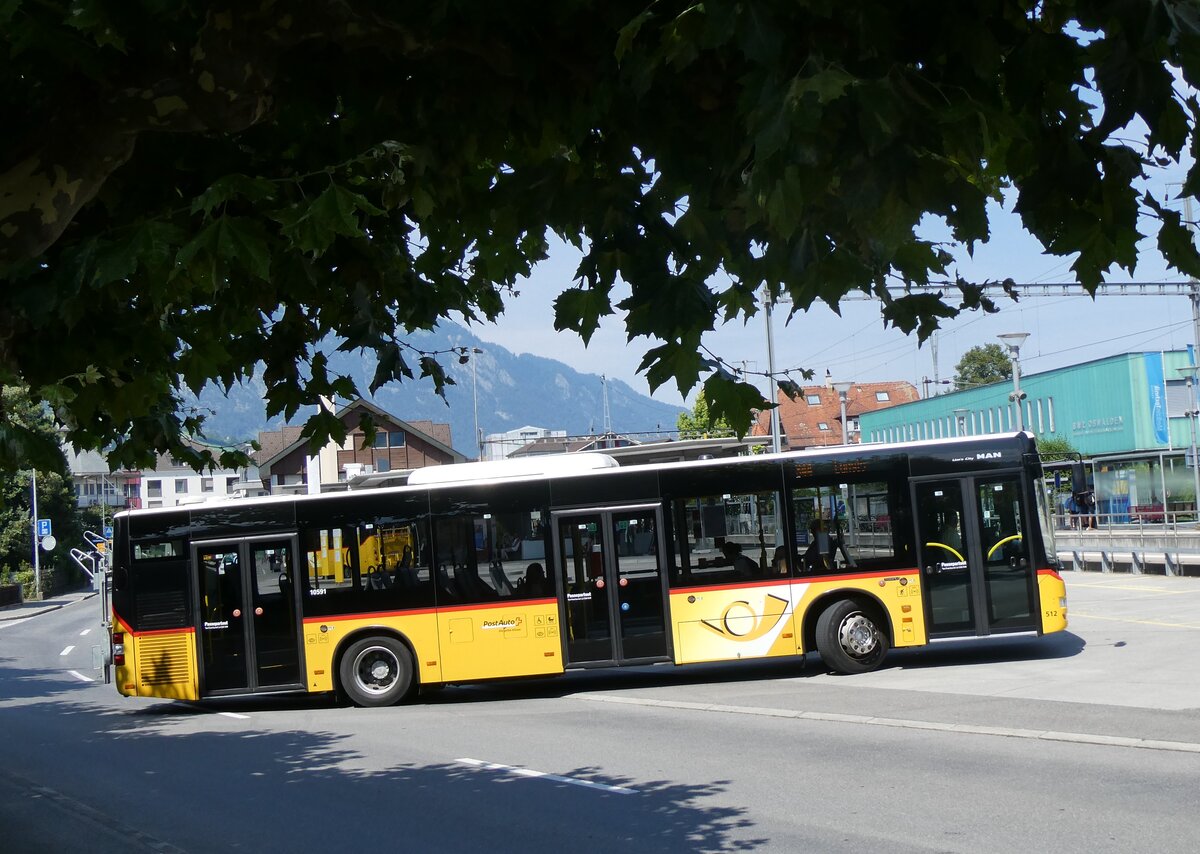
[
  {"xmin": 912, "ymin": 475, "xmax": 1039, "ymax": 638},
  {"xmin": 193, "ymin": 535, "xmax": 305, "ymax": 695}
]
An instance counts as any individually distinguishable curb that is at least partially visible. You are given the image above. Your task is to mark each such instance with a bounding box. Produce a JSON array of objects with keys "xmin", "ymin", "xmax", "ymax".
[{"xmin": 0, "ymin": 591, "xmax": 99, "ymax": 623}]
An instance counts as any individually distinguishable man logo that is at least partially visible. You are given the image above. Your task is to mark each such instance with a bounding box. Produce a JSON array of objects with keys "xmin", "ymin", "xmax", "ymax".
[
  {"xmin": 976, "ymin": 451, "xmax": 1001, "ymax": 460},
  {"xmin": 701, "ymin": 593, "xmax": 790, "ymax": 641}
]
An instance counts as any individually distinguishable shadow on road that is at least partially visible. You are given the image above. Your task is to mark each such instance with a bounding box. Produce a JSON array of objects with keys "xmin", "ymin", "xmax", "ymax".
[{"xmin": 0, "ymin": 657, "xmax": 768, "ymax": 852}]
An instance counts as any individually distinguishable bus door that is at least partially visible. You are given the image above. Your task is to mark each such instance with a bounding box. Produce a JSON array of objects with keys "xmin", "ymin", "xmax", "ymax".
[
  {"xmin": 912, "ymin": 475, "xmax": 1038, "ymax": 638},
  {"xmin": 553, "ymin": 505, "xmax": 671, "ymax": 666},
  {"xmin": 192, "ymin": 535, "xmax": 304, "ymax": 695}
]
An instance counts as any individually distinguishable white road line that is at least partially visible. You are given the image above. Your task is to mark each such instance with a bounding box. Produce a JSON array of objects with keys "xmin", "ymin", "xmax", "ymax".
[
  {"xmin": 218, "ymin": 712, "xmax": 250, "ymax": 720},
  {"xmin": 572, "ymin": 693, "xmax": 1200, "ymax": 755},
  {"xmin": 457, "ymin": 758, "xmax": 638, "ymax": 795},
  {"xmin": 79, "ymin": 628, "xmax": 91, "ymax": 636},
  {"xmin": 68, "ymin": 670, "xmax": 94, "ymax": 683},
  {"xmin": 59, "ymin": 645, "xmax": 75, "ymax": 656}
]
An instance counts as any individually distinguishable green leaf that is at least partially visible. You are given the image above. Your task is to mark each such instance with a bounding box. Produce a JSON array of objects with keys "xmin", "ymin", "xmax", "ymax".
[
  {"xmin": 1156, "ymin": 208, "xmax": 1200, "ymax": 279},
  {"xmin": 176, "ymin": 216, "xmax": 272, "ymax": 282},
  {"xmin": 702, "ymin": 372, "xmax": 768, "ymax": 438},
  {"xmin": 191, "ymin": 174, "xmax": 278, "ymax": 219},
  {"xmin": 553, "ymin": 287, "xmax": 612, "ymax": 344}
]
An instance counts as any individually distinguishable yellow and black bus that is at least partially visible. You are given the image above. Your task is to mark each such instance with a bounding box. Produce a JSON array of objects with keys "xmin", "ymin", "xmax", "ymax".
[{"xmin": 110, "ymin": 432, "xmax": 1068, "ymax": 707}]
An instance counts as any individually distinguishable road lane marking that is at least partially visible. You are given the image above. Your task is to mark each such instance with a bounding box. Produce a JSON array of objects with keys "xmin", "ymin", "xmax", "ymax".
[
  {"xmin": 1068, "ymin": 611, "xmax": 1200, "ymax": 629},
  {"xmin": 68, "ymin": 670, "xmax": 94, "ymax": 683},
  {"xmin": 572, "ymin": 693, "xmax": 1200, "ymax": 755},
  {"xmin": 79, "ymin": 628, "xmax": 91, "ymax": 636},
  {"xmin": 457, "ymin": 758, "xmax": 638, "ymax": 794},
  {"xmin": 59, "ymin": 645, "xmax": 75, "ymax": 656},
  {"xmin": 218, "ymin": 712, "xmax": 250, "ymax": 720}
]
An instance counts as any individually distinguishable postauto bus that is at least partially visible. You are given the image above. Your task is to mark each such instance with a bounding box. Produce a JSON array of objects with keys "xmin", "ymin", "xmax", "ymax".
[{"xmin": 109, "ymin": 432, "xmax": 1067, "ymax": 706}]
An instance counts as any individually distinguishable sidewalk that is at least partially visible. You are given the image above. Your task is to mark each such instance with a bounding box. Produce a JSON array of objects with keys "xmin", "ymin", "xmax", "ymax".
[{"xmin": 0, "ymin": 588, "xmax": 98, "ymax": 622}]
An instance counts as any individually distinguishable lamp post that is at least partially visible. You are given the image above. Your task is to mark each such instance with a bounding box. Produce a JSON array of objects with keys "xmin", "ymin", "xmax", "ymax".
[
  {"xmin": 997, "ymin": 332, "xmax": 1030, "ymax": 432},
  {"xmin": 1178, "ymin": 366, "xmax": 1200, "ymax": 521},
  {"xmin": 833, "ymin": 381, "xmax": 853, "ymax": 445},
  {"xmin": 764, "ymin": 294, "xmax": 782, "ymax": 453},
  {"xmin": 953, "ymin": 407, "xmax": 968, "ymax": 437},
  {"xmin": 469, "ymin": 347, "xmax": 483, "ymax": 459}
]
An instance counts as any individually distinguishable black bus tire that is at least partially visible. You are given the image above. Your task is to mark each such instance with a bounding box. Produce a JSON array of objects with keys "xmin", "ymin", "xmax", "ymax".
[
  {"xmin": 338, "ymin": 636, "xmax": 414, "ymax": 707},
  {"xmin": 815, "ymin": 599, "xmax": 889, "ymax": 674}
]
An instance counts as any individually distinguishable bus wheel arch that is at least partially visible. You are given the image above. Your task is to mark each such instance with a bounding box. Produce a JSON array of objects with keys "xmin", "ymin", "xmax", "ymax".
[
  {"xmin": 334, "ymin": 629, "xmax": 418, "ymax": 707},
  {"xmin": 806, "ymin": 593, "xmax": 892, "ymax": 675}
]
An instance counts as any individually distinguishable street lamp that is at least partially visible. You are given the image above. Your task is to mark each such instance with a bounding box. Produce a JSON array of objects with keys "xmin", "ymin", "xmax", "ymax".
[
  {"xmin": 997, "ymin": 332, "xmax": 1030, "ymax": 432},
  {"xmin": 833, "ymin": 381, "xmax": 853, "ymax": 445},
  {"xmin": 469, "ymin": 347, "xmax": 483, "ymax": 459},
  {"xmin": 1177, "ymin": 366, "xmax": 1200, "ymax": 521},
  {"xmin": 953, "ymin": 407, "xmax": 969, "ymax": 437},
  {"xmin": 763, "ymin": 293, "xmax": 782, "ymax": 453}
]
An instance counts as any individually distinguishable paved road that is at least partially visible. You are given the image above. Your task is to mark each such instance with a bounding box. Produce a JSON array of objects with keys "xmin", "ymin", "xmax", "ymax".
[{"xmin": 2, "ymin": 572, "xmax": 1199, "ymax": 852}]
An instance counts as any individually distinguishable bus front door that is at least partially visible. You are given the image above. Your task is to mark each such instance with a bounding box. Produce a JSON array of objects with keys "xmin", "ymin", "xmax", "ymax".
[
  {"xmin": 554, "ymin": 506, "xmax": 671, "ymax": 667},
  {"xmin": 194, "ymin": 536, "xmax": 304, "ymax": 695},
  {"xmin": 913, "ymin": 476, "xmax": 1038, "ymax": 638}
]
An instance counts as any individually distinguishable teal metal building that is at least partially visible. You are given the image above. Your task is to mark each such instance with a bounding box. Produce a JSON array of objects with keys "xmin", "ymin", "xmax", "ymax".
[{"xmin": 860, "ymin": 350, "xmax": 1200, "ymax": 521}]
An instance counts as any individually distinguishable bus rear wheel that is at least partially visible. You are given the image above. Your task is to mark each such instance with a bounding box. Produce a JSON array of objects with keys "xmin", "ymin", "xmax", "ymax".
[
  {"xmin": 815, "ymin": 599, "xmax": 889, "ymax": 674},
  {"xmin": 339, "ymin": 636, "xmax": 414, "ymax": 707}
]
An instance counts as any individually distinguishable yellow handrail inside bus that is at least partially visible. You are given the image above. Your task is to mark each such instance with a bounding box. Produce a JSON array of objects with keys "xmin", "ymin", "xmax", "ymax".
[
  {"xmin": 986, "ymin": 534, "xmax": 1023, "ymax": 559},
  {"xmin": 925, "ymin": 542, "xmax": 965, "ymax": 562}
]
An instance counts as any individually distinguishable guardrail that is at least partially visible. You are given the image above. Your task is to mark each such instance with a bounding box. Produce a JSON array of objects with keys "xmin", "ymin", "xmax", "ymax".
[{"xmin": 1051, "ymin": 512, "xmax": 1200, "ymax": 576}]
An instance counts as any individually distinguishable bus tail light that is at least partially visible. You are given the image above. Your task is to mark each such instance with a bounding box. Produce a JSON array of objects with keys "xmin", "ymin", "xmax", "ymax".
[{"xmin": 112, "ymin": 631, "xmax": 125, "ymax": 666}]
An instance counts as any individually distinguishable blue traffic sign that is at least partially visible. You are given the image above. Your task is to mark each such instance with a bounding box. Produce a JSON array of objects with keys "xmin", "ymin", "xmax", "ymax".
[
  {"xmin": 36, "ymin": 518, "xmax": 51, "ymax": 538},
  {"xmin": 103, "ymin": 525, "xmax": 113, "ymax": 540}
]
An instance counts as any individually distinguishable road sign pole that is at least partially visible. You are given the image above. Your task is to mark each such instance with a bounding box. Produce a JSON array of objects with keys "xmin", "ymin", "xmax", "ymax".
[{"xmin": 30, "ymin": 471, "xmax": 40, "ymax": 601}]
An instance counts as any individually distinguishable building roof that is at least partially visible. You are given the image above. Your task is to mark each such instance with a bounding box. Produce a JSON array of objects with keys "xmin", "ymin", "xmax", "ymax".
[
  {"xmin": 253, "ymin": 426, "xmax": 305, "ymax": 466},
  {"xmin": 751, "ymin": 380, "xmax": 920, "ymax": 448},
  {"xmin": 256, "ymin": 398, "xmax": 465, "ymax": 471}
]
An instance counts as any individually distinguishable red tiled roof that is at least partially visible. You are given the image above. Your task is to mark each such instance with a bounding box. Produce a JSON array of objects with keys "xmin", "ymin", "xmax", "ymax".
[{"xmin": 751, "ymin": 380, "xmax": 919, "ymax": 448}]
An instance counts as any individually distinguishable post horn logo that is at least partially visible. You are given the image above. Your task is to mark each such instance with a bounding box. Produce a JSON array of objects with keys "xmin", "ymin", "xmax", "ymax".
[{"xmin": 701, "ymin": 593, "xmax": 790, "ymax": 641}]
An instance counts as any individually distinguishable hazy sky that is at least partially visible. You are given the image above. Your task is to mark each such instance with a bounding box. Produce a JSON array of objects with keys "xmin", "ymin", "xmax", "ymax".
[{"xmin": 471, "ymin": 165, "xmax": 1194, "ymax": 411}]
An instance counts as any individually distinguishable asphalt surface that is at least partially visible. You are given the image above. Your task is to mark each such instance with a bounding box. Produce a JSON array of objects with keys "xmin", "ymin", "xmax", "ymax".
[{"xmin": 2, "ymin": 571, "xmax": 1199, "ymax": 852}]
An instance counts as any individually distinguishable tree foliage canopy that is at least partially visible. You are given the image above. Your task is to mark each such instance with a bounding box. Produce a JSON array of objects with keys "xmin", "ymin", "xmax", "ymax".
[
  {"xmin": 954, "ymin": 343, "xmax": 1014, "ymax": 388},
  {"xmin": 3, "ymin": 1, "xmax": 1200, "ymax": 472},
  {"xmin": 677, "ymin": 393, "xmax": 733, "ymax": 438}
]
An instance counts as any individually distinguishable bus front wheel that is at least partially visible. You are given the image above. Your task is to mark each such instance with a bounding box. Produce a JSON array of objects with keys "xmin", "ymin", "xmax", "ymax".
[
  {"xmin": 815, "ymin": 599, "xmax": 889, "ymax": 674},
  {"xmin": 339, "ymin": 636, "xmax": 414, "ymax": 707}
]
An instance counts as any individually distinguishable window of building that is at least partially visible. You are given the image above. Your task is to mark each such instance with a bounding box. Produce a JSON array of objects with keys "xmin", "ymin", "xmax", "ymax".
[
  {"xmin": 818, "ymin": 422, "xmax": 829, "ymax": 431},
  {"xmin": 148, "ymin": 500, "xmax": 162, "ymax": 508},
  {"xmin": 226, "ymin": 476, "xmax": 239, "ymax": 493},
  {"xmin": 202, "ymin": 478, "xmax": 214, "ymax": 493},
  {"xmin": 1048, "ymin": 397, "xmax": 1056, "ymax": 433},
  {"xmin": 375, "ymin": 457, "xmax": 390, "ymax": 473},
  {"xmin": 175, "ymin": 479, "xmax": 189, "ymax": 494},
  {"xmin": 389, "ymin": 431, "xmax": 406, "ymax": 448},
  {"xmin": 806, "ymin": 394, "xmax": 822, "ymax": 405},
  {"xmin": 373, "ymin": 432, "xmax": 388, "ymax": 449},
  {"xmin": 147, "ymin": 479, "xmax": 162, "ymax": 498},
  {"xmin": 875, "ymin": 391, "xmax": 890, "ymax": 401}
]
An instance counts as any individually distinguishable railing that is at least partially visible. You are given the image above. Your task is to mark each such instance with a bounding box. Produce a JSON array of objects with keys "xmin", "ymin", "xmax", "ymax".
[
  {"xmin": 1051, "ymin": 511, "xmax": 1200, "ymax": 534},
  {"xmin": 1051, "ymin": 512, "xmax": 1200, "ymax": 575}
]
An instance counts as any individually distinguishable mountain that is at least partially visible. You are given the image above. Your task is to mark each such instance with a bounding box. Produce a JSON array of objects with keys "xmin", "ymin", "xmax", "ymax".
[{"xmin": 186, "ymin": 323, "xmax": 685, "ymax": 453}]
